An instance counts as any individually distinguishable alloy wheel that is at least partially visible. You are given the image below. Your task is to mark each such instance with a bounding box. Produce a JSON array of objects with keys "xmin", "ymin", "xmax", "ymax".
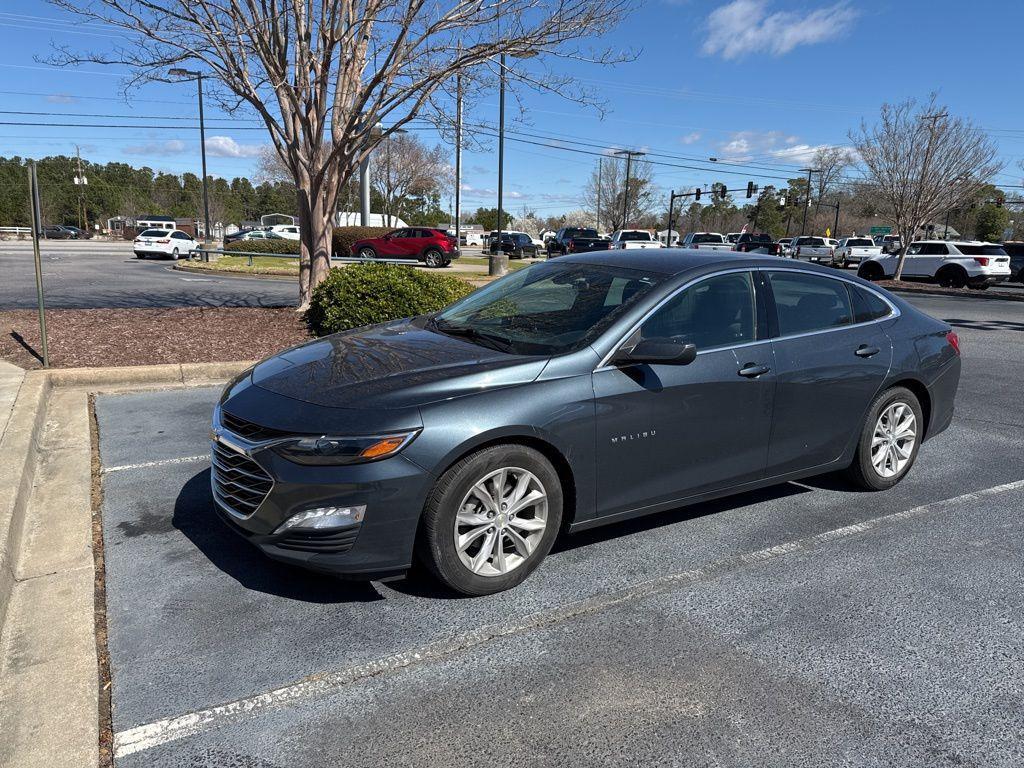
[
  {"xmin": 425, "ymin": 251, "xmax": 441, "ymax": 267},
  {"xmin": 453, "ymin": 467, "xmax": 548, "ymax": 577},
  {"xmin": 359, "ymin": 247, "xmax": 376, "ymax": 259},
  {"xmin": 871, "ymin": 402, "xmax": 917, "ymax": 478}
]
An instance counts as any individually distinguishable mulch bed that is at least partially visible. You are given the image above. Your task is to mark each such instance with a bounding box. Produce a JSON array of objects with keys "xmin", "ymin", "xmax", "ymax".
[
  {"xmin": 877, "ymin": 279, "xmax": 1024, "ymax": 301},
  {"xmin": 0, "ymin": 308, "xmax": 313, "ymax": 370}
]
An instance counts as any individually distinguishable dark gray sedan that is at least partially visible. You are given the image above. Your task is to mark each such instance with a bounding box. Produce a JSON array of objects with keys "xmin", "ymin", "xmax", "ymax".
[{"xmin": 211, "ymin": 252, "xmax": 961, "ymax": 595}]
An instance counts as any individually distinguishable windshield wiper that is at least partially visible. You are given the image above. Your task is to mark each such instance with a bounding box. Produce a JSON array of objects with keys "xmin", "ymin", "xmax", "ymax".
[{"xmin": 427, "ymin": 317, "xmax": 517, "ymax": 354}]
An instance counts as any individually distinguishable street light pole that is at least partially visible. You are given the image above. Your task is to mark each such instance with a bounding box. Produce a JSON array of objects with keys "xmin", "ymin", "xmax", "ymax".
[
  {"xmin": 455, "ymin": 66, "xmax": 463, "ymax": 250},
  {"xmin": 615, "ymin": 149, "xmax": 645, "ymax": 229},
  {"xmin": 596, "ymin": 158, "xmax": 602, "ymax": 232},
  {"xmin": 169, "ymin": 68, "xmax": 212, "ymax": 243},
  {"xmin": 799, "ymin": 167, "xmax": 819, "ymax": 236},
  {"xmin": 495, "ymin": 48, "xmax": 507, "ymax": 275}
]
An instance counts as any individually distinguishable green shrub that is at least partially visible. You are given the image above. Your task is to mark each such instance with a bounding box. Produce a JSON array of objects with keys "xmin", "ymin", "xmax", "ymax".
[
  {"xmin": 224, "ymin": 238, "xmax": 299, "ymax": 255},
  {"xmin": 331, "ymin": 226, "xmax": 393, "ymax": 257},
  {"xmin": 306, "ymin": 262, "xmax": 475, "ymax": 336}
]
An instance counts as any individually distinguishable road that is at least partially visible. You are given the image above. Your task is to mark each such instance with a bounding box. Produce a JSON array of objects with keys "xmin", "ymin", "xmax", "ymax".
[
  {"xmin": 0, "ymin": 240, "xmax": 298, "ymax": 308},
  {"xmin": 2, "ymin": 239, "xmax": 1022, "ymax": 309},
  {"xmin": 93, "ymin": 291, "xmax": 1024, "ymax": 766}
]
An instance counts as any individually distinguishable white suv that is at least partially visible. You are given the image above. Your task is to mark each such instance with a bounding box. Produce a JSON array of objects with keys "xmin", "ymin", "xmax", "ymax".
[
  {"xmin": 858, "ymin": 240, "xmax": 1011, "ymax": 289},
  {"xmin": 133, "ymin": 228, "xmax": 198, "ymax": 260}
]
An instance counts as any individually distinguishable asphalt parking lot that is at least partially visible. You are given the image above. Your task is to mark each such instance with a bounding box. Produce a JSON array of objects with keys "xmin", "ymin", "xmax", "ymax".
[{"xmin": 94, "ymin": 293, "xmax": 1024, "ymax": 767}]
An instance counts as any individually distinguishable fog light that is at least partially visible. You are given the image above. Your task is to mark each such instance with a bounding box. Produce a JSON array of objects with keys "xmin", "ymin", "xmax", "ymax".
[{"xmin": 277, "ymin": 505, "xmax": 366, "ymax": 532}]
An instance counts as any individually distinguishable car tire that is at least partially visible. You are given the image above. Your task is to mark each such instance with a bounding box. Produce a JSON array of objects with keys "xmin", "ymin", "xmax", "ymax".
[
  {"xmin": 857, "ymin": 262, "xmax": 884, "ymax": 281},
  {"xmin": 135, "ymin": 253, "xmax": 146, "ymax": 259},
  {"xmin": 170, "ymin": 247, "xmax": 179, "ymax": 260},
  {"xmin": 844, "ymin": 386, "xmax": 923, "ymax": 491},
  {"xmin": 936, "ymin": 266, "xmax": 967, "ymax": 289},
  {"xmin": 423, "ymin": 249, "xmax": 443, "ymax": 268},
  {"xmin": 417, "ymin": 444, "xmax": 563, "ymax": 596},
  {"xmin": 441, "ymin": 257, "xmax": 452, "ymax": 268},
  {"xmin": 358, "ymin": 246, "xmax": 377, "ymax": 260}
]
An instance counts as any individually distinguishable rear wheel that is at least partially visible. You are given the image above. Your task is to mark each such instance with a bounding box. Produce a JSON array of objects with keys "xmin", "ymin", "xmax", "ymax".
[
  {"xmin": 170, "ymin": 247, "xmax": 179, "ymax": 260},
  {"xmin": 857, "ymin": 262, "xmax": 884, "ymax": 281},
  {"xmin": 135, "ymin": 253, "xmax": 146, "ymax": 259},
  {"xmin": 845, "ymin": 386, "xmax": 923, "ymax": 491},
  {"xmin": 417, "ymin": 444, "xmax": 563, "ymax": 595},
  {"xmin": 423, "ymin": 249, "xmax": 443, "ymax": 268},
  {"xmin": 936, "ymin": 265, "xmax": 967, "ymax": 288}
]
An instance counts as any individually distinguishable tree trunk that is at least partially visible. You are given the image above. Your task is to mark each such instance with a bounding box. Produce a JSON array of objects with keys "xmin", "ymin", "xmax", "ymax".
[{"xmin": 296, "ymin": 185, "xmax": 334, "ymax": 310}]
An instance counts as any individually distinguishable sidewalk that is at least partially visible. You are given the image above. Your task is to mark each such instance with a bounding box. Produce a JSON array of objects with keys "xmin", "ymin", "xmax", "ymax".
[{"xmin": 0, "ymin": 361, "xmax": 25, "ymax": 441}]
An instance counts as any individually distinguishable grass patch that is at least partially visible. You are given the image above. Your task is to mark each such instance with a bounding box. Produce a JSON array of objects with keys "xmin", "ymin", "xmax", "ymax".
[
  {"xmin": 456, "ymin": 256, "xmax": 534, "ymax": 271},
  {"xmin": 187, "ymin": 255, "xmax": 300, "ymax": 275}
]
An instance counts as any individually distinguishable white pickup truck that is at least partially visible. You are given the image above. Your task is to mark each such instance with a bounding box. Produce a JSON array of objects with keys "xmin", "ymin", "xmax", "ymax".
[
  {"xmin": 609, "ymin": 229, "xmax": 664, "ymax": 250},
  {"xmin": 832, "ymin": 237, "xmax": 882, "ymax": 268},
  {"xmin": 681, "ymin": 232, "xmax": 733, "ymax": 251},
  {"xmin": 791, "ymin": 236, "xmax": 834, "ymax": 264}
]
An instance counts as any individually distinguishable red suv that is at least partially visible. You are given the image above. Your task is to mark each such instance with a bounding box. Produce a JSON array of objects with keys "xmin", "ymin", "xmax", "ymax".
[{"xmin": 352, "ymin": 228, "xmax": 459, "ymax": 268}]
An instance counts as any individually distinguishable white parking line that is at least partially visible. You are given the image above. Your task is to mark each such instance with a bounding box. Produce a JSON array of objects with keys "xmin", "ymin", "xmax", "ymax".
[
  {"xmin": 103, "ymin": 455, "xmax": 209, "ymax": 474},
  {"xmin": 111, "ymin": 478, "xmax": 1024, "ymax": 758}
]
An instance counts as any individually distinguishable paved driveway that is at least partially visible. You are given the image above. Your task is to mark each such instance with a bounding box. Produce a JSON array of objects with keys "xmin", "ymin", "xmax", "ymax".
[{"xmin": 93, "ymin": 294, "xmax": 1024, "ymax": 766}]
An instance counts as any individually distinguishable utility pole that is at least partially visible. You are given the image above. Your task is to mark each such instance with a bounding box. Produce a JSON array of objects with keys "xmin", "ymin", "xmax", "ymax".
[
  {"xmin": 615, "ymin": 149, "xmax": 645, "ymax": 230},
  {"xmin": 73, "ymin": 145, "xmax": 88, "ymax": 231},
  {"xmin": 28, "ymin": 161, "xmax": 49, "ymax": 367},
  {"xmin": 454, "ymin": 61, "xmax": 462, "ymax": 251},
  {"xmin": 799, "ymin": 167, "xmax": 819, "ymax": 236},
  {"xmin": 596, "ymin": 158, "xmax": 602, "ymax": 232},
  {"xmin": 833, "ymin": 197, "xmax": 840, "ymax": 239},
  {"xmin": 168, "ymin": 68, "xmax": 212, "ymax": 242}
]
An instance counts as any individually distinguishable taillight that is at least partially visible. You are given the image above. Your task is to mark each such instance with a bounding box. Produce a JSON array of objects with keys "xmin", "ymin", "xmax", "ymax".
[
  {"xmin": 946, "ymin": 330, "xmax": 960, "ymax": 355},
  {"xmin": 157, "ymin": 238, "xmax": 170, "ymax": 243},
  {"xmin": 973, "ymin": 257, "xmax": 989, "ymax": 267}
]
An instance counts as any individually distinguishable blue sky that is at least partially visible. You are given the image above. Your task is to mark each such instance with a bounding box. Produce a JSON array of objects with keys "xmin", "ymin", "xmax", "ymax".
[{"xmin": 2, "ymin": 0, "xmax": 1023, "ymax": 218}]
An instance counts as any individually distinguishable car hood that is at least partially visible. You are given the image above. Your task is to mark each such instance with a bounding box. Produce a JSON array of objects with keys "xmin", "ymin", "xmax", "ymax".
[{"xmin": 251, "ymin": 318, "xmax": 548, "ymax": 409}]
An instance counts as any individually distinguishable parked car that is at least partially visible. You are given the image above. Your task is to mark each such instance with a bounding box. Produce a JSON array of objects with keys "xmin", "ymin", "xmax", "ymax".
[
  {"xmin": 857, "ymin": 240, "xmax": 1011, "ymax": 289},
  {"xmin": 609, "ymin": 230, "xmax": 664, "ymax": 250},
  {"xmin": 133, "ymin": 228, "xmax": 198, "ymax": 260},
  {"xmin": 237, "ymin": 229, "xmax": 287, "ymax": 241},
  {"xmin": 268, "ymin": 224, "xmax": 300, "ymax": 240},
  {"xmin": 41, "ymin": 225, "xmax": 75, "ymax": 239},
  {"xmin": 1001, "ymin": 242, "xmax": 1024, "ymax": 283},
  {"xmin": 778, "ymin": 237, "xmax": 793, "ymax": 256},
  {"xmin": 681, "ymin": 232, "xmax": 732, "ymax": 251},
  {"xmin": 833, "ymin": 237, "xmax": 883, "ymax": 268},
  {"xmin": 547, "ymin": 227, "xmax": 610, "ymax": 257},
  {"xmin": 733, "ymin": 233, "xmax": 782, "ymax": 256},
  {"xmin": 489, "ymin": 232, "xmax": 539, "ymax": 259},
  {"xmin": 61, "ymin": 225, "xmax": 92, "ymax": 239},
  {"xmin": 211, "ymin": 251, "xmax": 960, "ymax": 595},
  {"xmin": 725, "ymin": 232, "xmax": 742, "ymax": 244},
  {"xmin": 352, "ymin": 227, "xmax": 459, "ymax": 267},
  {"xmin": 791, "ymin": 236, "xmax": 834, "ymax": 264},
  {"xmin": 224, "ymin": 228, "xmax": 256, "ymax": 243}
]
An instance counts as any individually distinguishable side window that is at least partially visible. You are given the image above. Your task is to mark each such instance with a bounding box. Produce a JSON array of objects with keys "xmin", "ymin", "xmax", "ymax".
[
  {"xmin": 932, "ymin": 243, "xmax": 949, "ymax": 255},
  {"xmin": 907, "ymin": 243, "xmax": 923, "ymax": 255},
  {"xmin": 849, "ymin": 285, "xmax": 892, "ymax": 323},
  {"xmin": 640, "ymin": 272, "xmax": 756, "ymax": 350},
  {"xmin": 768, "ymin": 272, "xmax": 853, "ymax": 336}
]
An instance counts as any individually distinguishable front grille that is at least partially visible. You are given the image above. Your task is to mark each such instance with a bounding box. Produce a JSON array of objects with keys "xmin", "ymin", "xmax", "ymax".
[
  {"xmin": 221, "ymin": 410, "xmax": 292, "ymax": 442},
  {"xmin": 211, "ymin": 440, "xmax": 273, "ymax": 518},
  {"xmin": 274, "ymin": 526, "xmax": 360, "ymax": 554}
]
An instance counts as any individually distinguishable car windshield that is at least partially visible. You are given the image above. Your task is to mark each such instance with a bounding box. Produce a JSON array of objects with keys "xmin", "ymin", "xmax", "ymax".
[
  {"xmin": 619, "ymin": 232, "xmax": 653, "ymax": 241},
  {"xmin": 956, "ymin": 244, "xmax": 1007, "ymax": 256},
  {"xmin": 430, "ymin": 262, "xmax": 664, "ymax": 356},
  {"xmin": 691, "ymin": 234, "xmax": 723, "ymax": 243}
]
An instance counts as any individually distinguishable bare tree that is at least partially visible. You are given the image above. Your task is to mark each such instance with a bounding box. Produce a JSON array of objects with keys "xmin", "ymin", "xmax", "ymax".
[
  {"xmin": 811, "ymin": 146, "xmax": 854, "ymax": 202},
  {"xmin": 850, "ymin": 95, "xmax": 1001, "ymax": 279},
  {"xmin": 49, "ymin": 0, "xmax": 631, "ymax": 307},
  {"xmin": 371, "ymin": 133, "xmax": 448, "ymax": 226},
  {"xmin": 582, "ymin": 157, "xmax": 656, "ymax": 231}
]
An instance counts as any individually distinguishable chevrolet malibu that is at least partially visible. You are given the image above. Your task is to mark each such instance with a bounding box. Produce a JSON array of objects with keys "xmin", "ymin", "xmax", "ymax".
[{"xmin": 211, "ymin": 252, "xmax": 961, "ymax": 595}]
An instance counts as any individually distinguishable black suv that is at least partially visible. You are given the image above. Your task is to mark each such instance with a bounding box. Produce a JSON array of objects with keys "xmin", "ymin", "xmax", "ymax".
[{"xmin": 1002, "ymin": 242, "xmax": 1024, "ymax": 283}]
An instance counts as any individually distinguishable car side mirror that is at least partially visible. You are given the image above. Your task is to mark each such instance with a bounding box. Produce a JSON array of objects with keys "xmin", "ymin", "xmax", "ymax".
[{"xmin": 612, "ymin": 337, "xmax": 697, "ymax": 366}]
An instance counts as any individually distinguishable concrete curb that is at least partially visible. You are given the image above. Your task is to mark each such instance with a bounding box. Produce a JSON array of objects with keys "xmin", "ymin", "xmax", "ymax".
[{"xmin": 45, "ymin": 360, "xmax": 256, "ymax": 389}]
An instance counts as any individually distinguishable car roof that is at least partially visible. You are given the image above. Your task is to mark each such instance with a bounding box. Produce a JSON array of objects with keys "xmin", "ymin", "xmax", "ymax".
[{"xmin": 559, "ymin": 248, "xmax": 834, "ymax": 277}]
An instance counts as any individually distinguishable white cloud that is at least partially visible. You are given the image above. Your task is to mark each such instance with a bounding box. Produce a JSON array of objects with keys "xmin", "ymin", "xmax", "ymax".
[
  {"xmin": 204, "ymin": 136, "xmax": 264, "ymax": 158},
  {"xmin": 714, "ymin": 130, "xmax": 836, "ymax": 164},
  {"xmin": 703, "ymin": 0, "xmax": 858, "ymax": 61},
  {"xmin": 123, "ymin": 139, "xmax": 187, "ymax": 156},
  {"xmin": 679, "ymin": 132, "xmax": 702, "ymax": 145}
]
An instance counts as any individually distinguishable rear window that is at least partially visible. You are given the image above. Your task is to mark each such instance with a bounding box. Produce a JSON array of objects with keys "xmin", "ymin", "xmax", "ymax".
[
  {"xmin": 847, "ymin": 239, "xmax": 874, "ymax": 246},
  {"xmin": 620, "ymin": 231, "xmax": 653, "ymax": 241},
  {"xmin": 138, "ymin": 229, "xmax": 166, "ymax": 237},
  {"xmin": 956, "ymin": 244, "xmax": 1007, "ymax": 256},
  {"xmin": 796, "ymin": 237, "xmax": 825, "ymax": 246},
  {"xmin": 691, "ymin": 234, "xmax": 724, "ymax": 244},
  {"xmin": 739, "ymin": 234, "xmax": 771, "ymax": 244},
  {"xmin": 566, "ymin": 228, "xmax": 599, "ymax": 239}
]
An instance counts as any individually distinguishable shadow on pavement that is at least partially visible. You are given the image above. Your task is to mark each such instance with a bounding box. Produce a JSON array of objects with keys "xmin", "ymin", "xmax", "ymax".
[{"xmin": 173, "ymin": 469, "xmax": 384, "ymax": 603}]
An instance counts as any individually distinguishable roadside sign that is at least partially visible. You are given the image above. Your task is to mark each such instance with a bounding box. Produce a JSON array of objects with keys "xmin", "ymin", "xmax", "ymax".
[{"xmin": 870, "ymin": 226, "xmax": 892, "ymax": 235}]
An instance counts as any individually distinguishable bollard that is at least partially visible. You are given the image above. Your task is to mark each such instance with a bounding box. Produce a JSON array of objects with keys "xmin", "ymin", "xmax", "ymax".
[{"xmin": 488, "ymin": 252, "xmax": 509, "ymax": 277}]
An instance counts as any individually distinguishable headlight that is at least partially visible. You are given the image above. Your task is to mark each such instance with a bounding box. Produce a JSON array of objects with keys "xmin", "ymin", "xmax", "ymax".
[
  {"xmin": 272, "ymin": 431, "xmax": 419, "ymax": 465},
  {"xmin": 275, "ymin": 505, "xmax": 365, "ymax": 532}
]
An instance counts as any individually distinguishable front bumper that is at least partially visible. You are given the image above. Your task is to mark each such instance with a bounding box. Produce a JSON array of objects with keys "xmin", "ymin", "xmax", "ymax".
[{"xmin": 210, "ymin": 404, "xmax": 430, "ymax": 579}]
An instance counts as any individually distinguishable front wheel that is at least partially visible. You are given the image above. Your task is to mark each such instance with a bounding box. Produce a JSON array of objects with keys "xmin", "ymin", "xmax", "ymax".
[
  {"xmin": 417, "ymin": 444, "xmax": 563, "ymax": 595},
  {"xmin": 937, "ymin": 266, "xmax": 967, "ymax": 289},
  {"xmin": 358, "ymin": 246, "xmax": 377, "ymax": 260},
  {"xmin": 845, "ymin": 386, "xmax": 923, "ymax": 491}
]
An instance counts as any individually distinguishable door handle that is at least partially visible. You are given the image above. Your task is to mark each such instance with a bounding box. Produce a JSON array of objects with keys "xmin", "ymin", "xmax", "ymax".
[
  {"xmin": 855, "ymin": 345, "xmax": 880, "ymax": 358},
  {"xmin": 738, "ymin": 363, "xmax": 770, "ymax": 378}
]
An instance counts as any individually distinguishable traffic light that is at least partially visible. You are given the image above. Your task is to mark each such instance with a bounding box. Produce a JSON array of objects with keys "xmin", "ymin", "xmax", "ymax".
[
  {"xmin": 694, "ymin": 187, "xmax": 701, "ymax": 201},
  {"xmin": 718, "ymin": 184, "xmax": 727, "ymax": 201},
  {"xmin": 996, "ymin": 194, "xmax": 1005, "ymax": 208},
  {"xmin": 746, "ymin": 181, "xmax": 757, "ymax": 199}
]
